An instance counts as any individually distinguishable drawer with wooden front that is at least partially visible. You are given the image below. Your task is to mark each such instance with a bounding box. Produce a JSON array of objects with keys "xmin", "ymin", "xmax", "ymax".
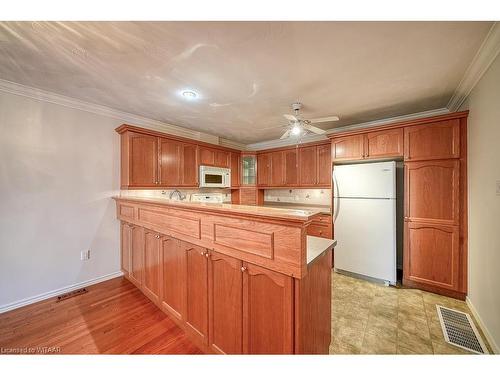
[{"xmin": 307, "ymin": 214, "xmax": 332, "ymax": 239}]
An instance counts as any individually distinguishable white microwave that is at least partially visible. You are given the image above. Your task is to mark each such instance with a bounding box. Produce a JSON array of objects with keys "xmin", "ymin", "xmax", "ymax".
[{"xmin": 199, "ymin": 166, "xmax": 231, "ymax": 188}]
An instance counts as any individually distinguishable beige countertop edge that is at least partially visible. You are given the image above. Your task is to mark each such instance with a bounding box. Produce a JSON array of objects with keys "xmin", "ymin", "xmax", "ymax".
[
  {"xmin": 307, "ymin": 236, "xmax": 337, "ymax": 265},
  {"xmin": 113, "ymin": 196, "xmax": 322, "ymax": 222}
]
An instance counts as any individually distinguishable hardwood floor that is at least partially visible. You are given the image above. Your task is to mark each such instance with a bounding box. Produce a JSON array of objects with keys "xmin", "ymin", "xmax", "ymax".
[{"xmin": 0, "ymin": 277, "xmax": 202, "ymax": 354}]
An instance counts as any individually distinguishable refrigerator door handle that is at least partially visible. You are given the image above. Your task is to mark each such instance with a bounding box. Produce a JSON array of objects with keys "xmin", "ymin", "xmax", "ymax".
[{"xmin": 332, "ymin": 169, "xmax": 340, "ymax": 224}]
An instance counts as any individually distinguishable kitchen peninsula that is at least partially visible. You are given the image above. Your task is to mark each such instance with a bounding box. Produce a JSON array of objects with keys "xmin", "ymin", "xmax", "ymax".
[{"xmin": 113, "ymin": 195, "xmax": 336, "ymax": 354}]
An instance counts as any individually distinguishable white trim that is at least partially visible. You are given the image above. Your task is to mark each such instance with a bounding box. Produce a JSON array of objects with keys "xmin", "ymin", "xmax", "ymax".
[
  {"xmin": 246, "ymin": 108, "xmax": 449, "ymax": 150},
  {"xmin": 0, "ymin": 271, "xmax": 124, "ymax": 314},
  {"xmin": 0, "ymin": 78, "xmax": 247, "ymax": 150},
  {"xmin": 466, "ymin": 296, "xmax": 500, "ymax": 354},
  {"xmin": 448, "ymin": 22, "xmax": 500, "ymax": 111}
]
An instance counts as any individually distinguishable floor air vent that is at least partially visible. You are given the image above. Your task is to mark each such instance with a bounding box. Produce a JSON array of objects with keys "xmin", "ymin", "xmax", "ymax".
[
  {"xmin": 56, "ymin": 288, "xmax": 88, "ymax": 302},
  {"xmin": 437, "ymin": 305, "xmax": 488, "ymax": 354}
]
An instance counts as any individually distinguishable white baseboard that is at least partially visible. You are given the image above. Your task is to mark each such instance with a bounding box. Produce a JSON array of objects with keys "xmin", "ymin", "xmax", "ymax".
[
  {"xmin": 466, "ymin": 296, "xmax": 500, "ymax": 354},
  {"xmin": 0, "ymin": 271, "xmax": 124, "ymax": 314}
]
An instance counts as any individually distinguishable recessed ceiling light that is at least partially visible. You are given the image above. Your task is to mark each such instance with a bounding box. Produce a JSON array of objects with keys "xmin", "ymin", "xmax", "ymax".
[{"xmin": 181, "ymin": 90, "xmax": 198, "ymax": 99}]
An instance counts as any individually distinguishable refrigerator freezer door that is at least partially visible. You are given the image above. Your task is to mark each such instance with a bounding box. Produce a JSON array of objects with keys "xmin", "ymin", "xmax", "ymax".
[
  {"xmin": 334, "ymin": 197, "xmax": 396, "ymax": 284},
  {"xmin": 333, "ymin": 161, "xmax": 396, "ymax": 199}
]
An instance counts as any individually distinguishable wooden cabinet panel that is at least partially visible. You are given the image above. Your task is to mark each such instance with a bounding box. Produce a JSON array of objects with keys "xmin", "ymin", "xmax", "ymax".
[
  {"xmin": 215, "ymin": 150, "xmax": 230, "ymax": 168},
  {"xmin": 299, "ymin": 146, "xmax": 317, "ymax": 186},
  {"xmin": 257, "ymin": 153, "xmax": 271, "ymax": 186},
  {"xmin": 181, "ymin": 143, "xmax": 198, "ymax": 186},
  {"xmin": 129, "ymin": 225, "xmax": 144, "ymax": 287},
  {"xmin": 404, "ymin": 222, "xmax": 460, "ymax": 291},
  {"xmin": 143, "ymin": 230, "xmax": 161, "ymax": 304},
  {"xmin": 331, "ymin": 135, "xmax": 364, "ymax": 161},
  {"xmin": 129, "ymin": 133, "xmax": 158, "ymax": 186},
  {"xmin": 161, "ymin": 237, "xmax": 186, "ymax": 321},
  {"xmin": 404, "ymin": 120, "xmax": 460, "ymax": 161},
  {"xmin": 283, "ymin": 149, "xmax": 298, "ymax": 186},
  {"xmin": 120, "ymin": 222, "xmax": 131, "ymax": 274},
  {"xmin": 208, "ymin": 251, "xmax": 243, "ymax": 354},
  {"xmin": 199, "ymin": 147, "xmax": 215, "ymax": 166},
  {"xmin": 159, "ymin": 138, "xmax": 181, "ymax": 186},
  {"xmin": 185, "ymin": 244, "xmax": 209, "ymax": 344},
  {"xmin": 307, "ymin": 224, "xmax": 332, "ymax": 239},
  {"xmin": 365, "ymin": 128, "xmax": 403, "ymax": 159},
  {"xmin": 270, "ymin": 151, "xmax": 284, "ymax": 186},
  {"xmin": 230, "ymin": 152, "xmax": 240, "ymax": 187},
  {"xmin": 405, "ymin": 160, "xmax": 460, "ymax": 225},
  {"xmin": 242, "ymin": 263, "xmax": 293, "ymax": 354},
  {"xmin": 316, "ymin": 144, "xmax": 331, "ymax": 186}
]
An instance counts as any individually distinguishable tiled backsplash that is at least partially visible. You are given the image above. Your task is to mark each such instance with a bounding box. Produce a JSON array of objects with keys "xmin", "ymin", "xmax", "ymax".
[
  {"xmin": 264, "ymin": 189, "xmax": 331, "ymax": 206},
  {"xmin": 120, "ymin": 189, "xmax": 232, "ymax": 202}
]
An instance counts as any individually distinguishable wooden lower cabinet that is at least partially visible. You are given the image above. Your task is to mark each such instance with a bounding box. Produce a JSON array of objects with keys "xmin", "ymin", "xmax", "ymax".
[
  {"xmin": 208, "ymin": 251, "xmax": 243, "ymax": 354},
  {"xmin": 184, "ymin": 244, "xmax": 209, "ymax": 345},
  {"xmin": 404, "ymin": 222, "xmax": 460, "ymax": 293},
  {"xmin": 242, "ymin": 262, "xmax": 294, "ymax": 354},
  {"xmin": 119, "ymin": 221, "xmax": 331, "ymax": 354}
]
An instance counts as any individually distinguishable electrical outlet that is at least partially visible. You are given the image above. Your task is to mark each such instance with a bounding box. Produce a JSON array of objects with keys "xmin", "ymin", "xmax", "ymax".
[
  {"xmin": 81, "ymin": 249, "xmax": 91, "ymax": 261},
  {"xmin": 496, "ymin": 181, "xmax": 500, "ymax": 196}
]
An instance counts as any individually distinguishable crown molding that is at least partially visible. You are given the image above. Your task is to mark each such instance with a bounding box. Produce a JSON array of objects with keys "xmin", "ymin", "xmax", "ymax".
[
  {"xmin": 0, "ymin": 78, "xmax": 247, "ymax": 149},
  {"xmin": 246, "ymin": 133, "xmax": 328, "ymax": 151},
  {"xmin": 448, "ymin": 22, "xmax": 500, "ymax": 111}
]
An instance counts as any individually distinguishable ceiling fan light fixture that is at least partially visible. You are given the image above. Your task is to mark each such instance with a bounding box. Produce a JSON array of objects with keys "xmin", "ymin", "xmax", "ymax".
[{"xmin": 291, "ymin": 124, "xmax": 302, "ymax": 135}]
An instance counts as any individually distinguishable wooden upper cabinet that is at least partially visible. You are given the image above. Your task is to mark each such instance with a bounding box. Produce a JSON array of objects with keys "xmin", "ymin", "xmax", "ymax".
[
  {"xmin": 405, "ymin": 160, "xmax": 460, "ymax": 225},
  {"xmin": 184, "ymin": 244, "xmax": 209, "ymax": 345},
  {"xmin": 270, "ymin": 151, "xmax": 284, "ymax": 186},
  {"xmin": 181, "ymin": 143, "xmax": 198, "ymax": 186},
  {"xmin": 215, "ymin": 150, "xmax": 230, "ymax": 168},
  {"xmin": 331, "ymin": 135, "xmax": 364, "ymax": 161},
  {"xmin": 257, "ymin": 153, "xmax": 271, "ymax": 186},
  {"xmin": 283, "ymin": 149, "xmax": 298, "ymax": 186},
  {"xmin": 365, "ymin": 128, "xmax": 403, "ymax": 159},
  {"xmin": 143, "ymin": 230, "xmax": 161, "ymax": 304},
  {"xmin": 230, "ymin": 152, "xmax": 241, "ymax": 187},
  {"xmin": 161, "ymin": 237, "xmax": 186, "ymax": 321},
  {"xmin": 404, "ymin": 222, "xmax": 460, "ymax": 291},
  {"xmin": 242, "ymin": 262, "xmax": 293, "ymax": 354},
  {"xmin": 404, "ymin": 120, "xmax": 460, "ymax": 161},
  {"xmin": 299, "ymin": 146, "xmax": 318, "ymax": 186},
  {"xmin": 129, "ymin": 225, "xmax": 144, "ymax": 288},
  {"xmin": 199, "ymin": 146, "xmax": 216, "ymax": 166},
  {"xmin": 208, "ymin": 251, "xmax": 243, "ymax": 354},
  {"xmin": 159, "ymin": 138, "xmax": 182, "ymax": 186},
  {"xmin": 128, "ymin": 132, "xmax": 158, "ymax": 187},
  {"xmin": 316, "ymin": 144, "xmax": 332, "ymax": 186}
]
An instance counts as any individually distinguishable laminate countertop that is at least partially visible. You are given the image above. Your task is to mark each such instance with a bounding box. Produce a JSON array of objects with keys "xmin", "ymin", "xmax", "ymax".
[
  {"xmin": 262, "ymin": 202, "xmax": 331, "ymax": 215},
  {"xmin": 307, "ymin": 236, "xmax": 337, "ymax": 264},
  {"xmin": 113, "ymin": 196, "xmax": 323, "ymax": 222}
]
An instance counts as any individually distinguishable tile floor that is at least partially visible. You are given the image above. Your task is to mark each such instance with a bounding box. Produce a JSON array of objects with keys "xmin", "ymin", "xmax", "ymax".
[{"xmin": 329, "ymin": 272, "xmax": 491, "ymax": 354}]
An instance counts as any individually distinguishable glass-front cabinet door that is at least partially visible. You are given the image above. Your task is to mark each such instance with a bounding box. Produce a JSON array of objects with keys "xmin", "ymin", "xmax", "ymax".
[{"xmin": 241, "ymin": 155, "xmax": 256, "ymax": 185}]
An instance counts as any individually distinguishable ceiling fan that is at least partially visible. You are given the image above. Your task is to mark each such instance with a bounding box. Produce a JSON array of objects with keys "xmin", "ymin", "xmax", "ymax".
[{"xmin": 280, "ymin": 102, "xmax": 339, "ymax": 140}]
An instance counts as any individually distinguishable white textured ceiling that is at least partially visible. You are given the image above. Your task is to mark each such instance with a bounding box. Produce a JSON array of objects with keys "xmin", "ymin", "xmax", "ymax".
[{"xmin": 0, "ymin": 21, "xmax": 492, "ymax": 143}]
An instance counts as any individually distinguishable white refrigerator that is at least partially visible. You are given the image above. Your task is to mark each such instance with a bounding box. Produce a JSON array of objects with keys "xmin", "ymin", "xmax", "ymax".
[{"xmin": 333, "ymin": 161, "xmax": 396, "ymax": 285}]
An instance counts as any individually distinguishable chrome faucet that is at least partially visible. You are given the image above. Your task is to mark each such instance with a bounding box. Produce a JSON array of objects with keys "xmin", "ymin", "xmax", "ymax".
[{"xmin": 169, "ymin": 189, "xmax": 186, "ymax": 201}]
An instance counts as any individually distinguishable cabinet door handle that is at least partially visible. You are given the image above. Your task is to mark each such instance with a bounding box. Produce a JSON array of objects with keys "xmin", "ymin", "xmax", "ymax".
[
  {"xmin": 155, "ymin": 235, "xmax": 160, "ymax": 239},
  {"xmin": 205, "ymin": 252, "xmax": 210, "ymax": 258},
  {"xmin": 241, "ymin": 266, "xmax": 247, "ymax": 272}
]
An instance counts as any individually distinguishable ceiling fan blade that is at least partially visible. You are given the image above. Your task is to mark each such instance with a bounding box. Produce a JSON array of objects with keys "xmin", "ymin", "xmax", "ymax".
[
  {"xmin": 303, "ymin": 123, "xmax": 326, "ymax": 135},
  {"xmin": 283, "ymin": 114, "xmax": 298, "ymax": 122},
  {"xmin": 309, "ymin": 115, "xmax": 340, "ymax": 123},
  {"xmin": 280, "ymin": 129, "xmax": 291, "ymax": 139}
]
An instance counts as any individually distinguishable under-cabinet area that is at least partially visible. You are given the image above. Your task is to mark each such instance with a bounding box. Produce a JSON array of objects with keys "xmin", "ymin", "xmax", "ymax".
[{"xmin": 115, "ymin": 197, "xmax": 336, "ymax": 354}]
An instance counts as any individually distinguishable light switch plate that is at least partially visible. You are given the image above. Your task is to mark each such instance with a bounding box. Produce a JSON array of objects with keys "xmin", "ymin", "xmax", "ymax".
[{"xmin": 496, "ymin": 180, "xmax": 500, "ymax": 196}]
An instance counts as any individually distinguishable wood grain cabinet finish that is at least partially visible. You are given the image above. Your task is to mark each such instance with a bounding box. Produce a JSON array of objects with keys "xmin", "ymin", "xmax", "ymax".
[
  {"xmin": 299, "ymin": 146, "xmax": 317, "ymax": 186},
  {"xmin": 120, "ymin": 222, "xmax": 131, "ymax": 275},
  {"xmin": 199, "ymin": 147, "xmax": 230, "ymax": 168},
  {"xmin": 181, "ymin": 143, "xmax": 198, "ymax": 186},
  {"xmin": 160, "ymin": 237, "xmax": 186, "ymax": 321},
  {"xmin": 242, "ymin": 262, "xmax": 294, "ymax": 354},
  {"xmin": 143, "ymin": 230, "xmax": 161, "ymax": 304},
  {"xmin": 270, "ymin": 151, "xmax": 284, "ymax": 186},
  {"xmin": 405, "ymin": 160, "xmax": 460, "ymax": 225},
  {"xmin": 283, "ymin": 149, "xmax": 298, "ymax": 185},
  {"xmin": 316, "ymin": 144, "xmax": 332, "ymax": 186},
  {"xmin": 404, "ymin": 222, "xmax": 460, "ymax": 291},
  {"xmin": 215, "ymin": 150, "xmax": 230, "ymax": 168},
  {"xmin": 257, "ymin": 153, "xmax": 271, "ymax": 186},
  {"xmin": 159, "ymin": 138, "xmax": 182, "ymax": 186},
  {"xmin": 128, "ymin": 132, "xmax": 159, "ymax": 187},
  {"xmin": 404, "ymin": 119, "xmax": 460, "ymax": 161},
  {"xmin": 230, "ymin": 152, "xmax": 240, "ymax": 187},
  {"xmin": 365, "ymin": 128, "xmax": 403, "ymax": 159},
  {"xmin": 185, "ymin": 244, "xmax": 209, "ymax": 345},
  {"xmin": 129, "ymin": 225, "xmax": 144, "ymax": 288},
  {"xmin": 331, "ymin": 135, "xmax": 364, "ymax": 161},
  {"xmin": 208, "ymin": 251, "xmax": 243, "ymax": 354}
]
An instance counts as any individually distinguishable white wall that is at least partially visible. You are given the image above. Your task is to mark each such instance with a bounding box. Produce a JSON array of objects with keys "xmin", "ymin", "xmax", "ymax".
[
  {"xmin": 460, "ymin": 52, "xmax": 500, "ymax": 352},
  {"xmin": 0, "ymin": 90, "xmax": 122, "ymax": 310}
]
